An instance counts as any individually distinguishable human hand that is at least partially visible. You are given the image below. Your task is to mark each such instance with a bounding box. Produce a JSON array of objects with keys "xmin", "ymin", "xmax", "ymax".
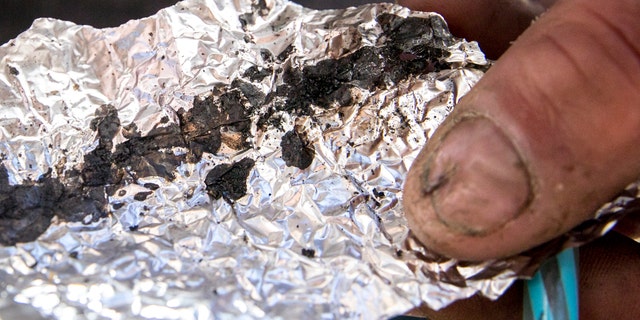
[
  {"xmin": 398, "ymin": 0, "xmax": 640, "ymax": 318},
  {"xmin": 400, "ymin": 0, "xmax": 640, "ymax": 261}
]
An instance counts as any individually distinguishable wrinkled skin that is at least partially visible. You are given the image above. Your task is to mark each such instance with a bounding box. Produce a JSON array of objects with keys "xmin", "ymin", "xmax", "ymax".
[{"xmin": 398, "ymin": 0, "xmax": 640, "ymax": 318}]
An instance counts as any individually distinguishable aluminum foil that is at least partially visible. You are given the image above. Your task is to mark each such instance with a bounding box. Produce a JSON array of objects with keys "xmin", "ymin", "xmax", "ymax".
[{"xmin": 1, "ymin": 0, "xmax": 638, "ymax": 319}]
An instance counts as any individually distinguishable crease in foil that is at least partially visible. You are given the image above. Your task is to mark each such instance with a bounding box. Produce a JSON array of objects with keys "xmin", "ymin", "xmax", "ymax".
[{"xmin": 0, "ymin": 0, "xmax": 637, "ymax": 319}]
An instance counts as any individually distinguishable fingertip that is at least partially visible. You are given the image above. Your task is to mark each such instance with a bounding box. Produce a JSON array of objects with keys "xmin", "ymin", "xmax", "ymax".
[{"xmin": 404, "ymin": 0, "xmax": 640, "ymax": 261}]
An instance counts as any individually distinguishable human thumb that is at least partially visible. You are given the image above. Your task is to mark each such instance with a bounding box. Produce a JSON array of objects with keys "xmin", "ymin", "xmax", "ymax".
[{"xmin": 404, "ymin": 0, "xmax": 640, "ymax": 261}]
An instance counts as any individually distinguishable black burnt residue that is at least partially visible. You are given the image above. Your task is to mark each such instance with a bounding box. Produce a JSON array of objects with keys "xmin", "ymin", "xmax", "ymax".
[
  {"xmin": 0, "ymin": 166, "xmax": 106, "ymax": 246},
  {"xmin": 254, "ymin": 0, "xmax": 268, "ymax": 13},
  {"xmin": 81, "ymin": 105, "xmax": 187, "ymax": 185},
  {"xmin": 260, "ymin": 49, "xmax": 274, "ymax": 63},
  {"xmin": 243, "ymin": 66, "xmax": 272, "ymax": 82},
  {"xmin": 278, "ymin": 46, "xmax": 391, "ymax": 113},
  {"xmin": 85, "ymin": 97, "xmax": 254, "ymax": 185},
  {"xmin": 178, "ymin": 89, "xmax": 252, "ymax": 159},
  {"xmin": 372, "ymin": 188, "xmax": 385, "ymax": 198},
  {"xmin": 143, "ymin": 183, "xmax": 160, "ymax": 190},
  {"xmin": 238, "ymin": 13, "xmax": 255, "ymax": 30},
  {"xmin": 377, "ymin": 13, "xmax": 454, "ymax": 71},
  {"xmin": 0, "ymin": 166, "xmax": 62, "ymax": 245},
  {"xmin": 0, "ymin": 107, "xmax": 115, "ymax": 245},
  {"xmin": 0, "ymin": 94, "xmax": 257, "ymax": 244},
  {"xmin": 82, "ymin": 105, "xmax": 121, "ymax": 186},
  {"xmin": 86, "ymin": 97, "xmax": 255, "ymax": 195},
  {"xmin": 0, "ymin": 13, "xmax": 464, "ymax": 245},
  {"xmin": 205, "ymin": 158, "xmax": 255, "ymax": 201},
  {"xmin": 301, "ymin": 248, "xmax": 315, "ymax": 258},
  {"xmin": 80, "ymin": 100, "xmax": 253, "ymax": 186},
  {"xmin": 112, "ymin": 125, "xmax": 186, "ymax": 180},
  {"xmin": 56, "ymin": 182, "xmax": 109, "ymax": 223},
  {"xmin": 238, "ymin": 0, "xmax": 269, "ymax": 30},
  {"xmin": 280, "ymin": 130, "xmax": 314, "ymax": 169},
  {"xmin": 121, "ymin": 122, "xmax": 141, "ymax": 139},
  {"xmin": 231, "ymin": 79, "xmax": 266, "ymax": 109},
  {"xmin": 134, "ymin": 191, "xmax": 153, "ymax": 201},
  {"xmin": 276, "ymin": 44, "xmax": 295, "ymax": 62},
  {"xmin": 251, "ymin": 14, "xmax": 460, "ymax": 128},
  {"xmin": 169, "ymin": 14, "xmax": 462, "ymax": 134}
]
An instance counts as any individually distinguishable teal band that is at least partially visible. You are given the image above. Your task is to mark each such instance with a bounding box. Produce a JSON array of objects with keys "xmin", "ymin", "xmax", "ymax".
[{"xmin": 525, "ymin": 248, "xmax": 579, "ymax": 320}]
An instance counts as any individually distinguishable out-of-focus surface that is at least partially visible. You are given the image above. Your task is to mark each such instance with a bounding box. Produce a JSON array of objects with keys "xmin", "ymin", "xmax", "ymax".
[{"xmin": 0, "ymin": 0, "xmax": 385, "ymax": 45}]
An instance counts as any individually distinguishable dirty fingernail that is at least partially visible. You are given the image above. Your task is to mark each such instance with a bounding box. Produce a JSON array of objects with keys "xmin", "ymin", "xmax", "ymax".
[{"xmin": 422, "ymin": 117, "xmax": 532, "ymax": 236}]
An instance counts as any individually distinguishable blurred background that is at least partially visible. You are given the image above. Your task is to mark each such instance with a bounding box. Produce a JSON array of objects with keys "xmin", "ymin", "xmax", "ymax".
[{"xmin": 0, "ymin": 0, "xmax": 386, "ymax": 45}]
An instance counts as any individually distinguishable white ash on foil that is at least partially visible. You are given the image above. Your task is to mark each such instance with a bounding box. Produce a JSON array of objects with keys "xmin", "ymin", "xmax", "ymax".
[{"xmin": 1, "ymin": 0, "xmax": 637, "ymax": 319}]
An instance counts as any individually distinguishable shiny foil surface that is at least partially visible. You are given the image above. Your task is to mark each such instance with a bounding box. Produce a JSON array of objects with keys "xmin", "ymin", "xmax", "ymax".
[{"xmin": 0, "ymin": 1, "xmax": 636, "ymax": 319}]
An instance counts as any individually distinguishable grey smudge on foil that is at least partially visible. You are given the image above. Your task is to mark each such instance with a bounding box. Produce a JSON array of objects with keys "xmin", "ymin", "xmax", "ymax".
[{"xmin": 0, "ymin": 0, "xmax": 635, "ymax": 319}]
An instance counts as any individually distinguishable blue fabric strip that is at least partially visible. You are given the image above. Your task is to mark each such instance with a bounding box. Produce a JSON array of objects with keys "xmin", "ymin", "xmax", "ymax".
[
  {"xmin": 527, "ymin": 269, "xmax": 551, "ymax": 320},
  {"xmin": 525, "ymin": 247, "xmax": 579, "ymax": 320},
  {"xmin": 557, "ymin": 248, "xmax": 579, "ymax": 320}
]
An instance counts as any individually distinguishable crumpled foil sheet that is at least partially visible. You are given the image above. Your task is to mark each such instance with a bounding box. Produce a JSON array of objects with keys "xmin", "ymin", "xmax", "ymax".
[{"xmin": 1, "ymin": 0, "xmax": 638, "ymax": 319}]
